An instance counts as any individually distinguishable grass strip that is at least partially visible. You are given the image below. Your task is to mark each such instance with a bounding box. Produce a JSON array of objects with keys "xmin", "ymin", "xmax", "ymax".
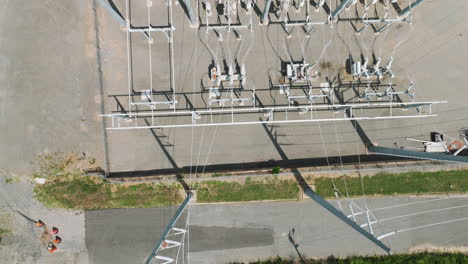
[
  {"xmin": 0, "ymin": 228, "xmax": 9, "ymax": 237},
  {"xmin": 230, "ymin": 252, "xmax": 467, "ymax": 264},
  {"xmin": 32, "ymin": 153, "xmax": 182, "ymax": 210},
  {"xmin": 34, "ymin": 176, "xmax": 182, "ymax": 210},
  {"xmin": 197, "ymin": 178, "xmax": 300, "ymax": 203},
  {"xmin": 0, "ymin": 227, "xmax": 10, "ymax": 243},
  {"xmin": 315, "ymin": 170, "xmax": 468, "ymax": 198}
]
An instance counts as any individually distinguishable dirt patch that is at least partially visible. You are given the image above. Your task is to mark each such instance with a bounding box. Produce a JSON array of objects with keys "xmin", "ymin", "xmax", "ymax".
[
  {"xmin": 33, "ymin": 152, "xmax": 100, "ymax": 180},
  {"xmin": 319, "ymin": 60, "xmax": 333, "ymax": 70},
  {"xmin": 409, "ymin": 243, "xmax": 468, "ymax": 254},
  {"xmin": 39, "ymin": 226, "xmax": 53, "ymax": 246}
]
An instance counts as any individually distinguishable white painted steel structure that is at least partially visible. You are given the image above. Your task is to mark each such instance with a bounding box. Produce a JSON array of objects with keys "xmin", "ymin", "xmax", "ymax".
[
  {"xmin": 260, "ymin": 0, "xmax": 425, "ymax": 34},
  {"xmin": 103, "ymin": 100, "xmax": 446, "ymax": 129}
]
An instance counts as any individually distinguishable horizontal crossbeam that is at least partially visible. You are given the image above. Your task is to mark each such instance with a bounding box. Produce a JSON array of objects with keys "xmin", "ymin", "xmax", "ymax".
[{"xmin": 104, "ymin": 100, "xmax": 446, "ymax": 129}]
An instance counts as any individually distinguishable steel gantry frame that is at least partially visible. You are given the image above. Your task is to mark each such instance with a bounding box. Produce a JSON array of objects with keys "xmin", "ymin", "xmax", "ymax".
[
  {"xmin": 262, "ymin": 0, "xmax": 328, "ymax": 37},
  {"xmin": 99, "ymin": 0, "xmax": 179, "ymax": 123},
  {"xmin": 261, "ymin": 0, "xmax": 427, "ymax": 34},
  {"xmin": 98, "ymin": 0, "xmax": 436, "ymax": 131},
  {"xmin": 96, "ymin": 1, "xmax": 460, "ymax": 263},
  {"xmin": 200, "ymin": 0, "xmax": 253, "ymax": 41},
  {"xmin": 102, "ymin": 99, "xmax": 446, "ymax": 129}
]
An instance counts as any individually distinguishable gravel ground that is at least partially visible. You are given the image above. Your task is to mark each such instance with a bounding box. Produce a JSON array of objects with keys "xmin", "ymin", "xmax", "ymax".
[{"xmin": 0, "ymin": 176, "xmax": 88, "ymax": 264}]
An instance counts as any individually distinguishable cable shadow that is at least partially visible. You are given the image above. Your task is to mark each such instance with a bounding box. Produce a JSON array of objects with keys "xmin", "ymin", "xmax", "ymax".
[
  {"xmin": 260, "ymin": 119, "xmax": 391, "ymax": 254},
  {"xmin": 143, "ymin": 118, "xmax": 191, "ymax": 192},
  {"xmin": 260, "ymin": 120, "xmax": 311, "ymax": 191},
  {"xmin": 333, "ymin": 83, "xmax": 373, "ymax": 147},
  {"xmin": 252, "ymin": 0, "xmax": 263, "ymax": 18}
]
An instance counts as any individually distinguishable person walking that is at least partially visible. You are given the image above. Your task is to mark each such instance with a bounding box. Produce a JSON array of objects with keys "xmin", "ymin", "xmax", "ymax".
[
  {"xmin": 47, "ymin": 242, "xmax": 58, "ymax": 253},
  {"xmin": 53, "ymin": 236, "xmax": 62, "ymax": 244},
  {"xmin": 51, "ymin": 227, "xmax": 59, "ymax": 234}
]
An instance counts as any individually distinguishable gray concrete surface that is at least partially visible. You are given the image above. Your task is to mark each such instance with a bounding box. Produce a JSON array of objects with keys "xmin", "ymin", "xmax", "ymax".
[
  {"xmin": 97, "ymin": 0, "xmax": 468, "ymax": 173},
  {"xmin": 0, "ymin": 0, "xmax": 105, "ymax": 175},
  {"xmin": 85, "ymin": 195, "xmax": 468, "ymax": 264}
]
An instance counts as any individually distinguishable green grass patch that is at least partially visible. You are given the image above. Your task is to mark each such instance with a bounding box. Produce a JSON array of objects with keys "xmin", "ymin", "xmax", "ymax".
[
  {"xmin": 197, "ymin": 177, "xmax": 299, "ymax": 203},
  {"xmin": 4, "ymin": 179, "xmax": 13, "ymax": 184},
  {"xmin": 230, "ymin": 252, "xmax": 467, "ymax": 263},
  {"xmin": 0, "ymin": 227, "xmax": 10, "ymax": 242},
  {"xmin": 272, "ymin": 166, "xmax": 281, "ymax": 175},
  {"xmin": 34, "ymin": 176, "xmax": 182, "ymax": 210},
  {"xmin": 32, "ymin": 152, "xmax": 183, "ymax": 210},
  {"xmin": 315, "ymin": 170, "xmax": 468, "ymax": 198},
  {"xmin": 0, "ymin": 228, "xmax": 9, "ymax": 236}
]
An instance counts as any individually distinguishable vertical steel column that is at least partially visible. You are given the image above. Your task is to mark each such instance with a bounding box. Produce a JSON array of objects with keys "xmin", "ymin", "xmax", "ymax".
[
  {"xmin": 145, "ymin": 192, "xmax": 193, "ymax": 264},
  {"xmin": 179, "ymin": 0, "xmax": 198, "ymax": 26},
  {"xmin": 330, "ymin": 0, "xmax": 352, "ymax": 21},
  {"xmin": 398, "ymin": 0, "xmax": 426, "ymax": 18},
  {"xmin": 262, "ymin": 0, "xmax": 273, "ymax": 25}
]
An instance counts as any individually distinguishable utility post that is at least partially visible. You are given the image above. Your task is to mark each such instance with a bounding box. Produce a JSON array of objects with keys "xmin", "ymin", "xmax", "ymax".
[
  {"xmin": 97, "ymin": 0, "xmax": 126, "ymax": 27},
  {"xmin": 329, "ymin": 0, "xmax": 353, "ymax": 22},
  {"xmin": 262, "ymin": 0, "xmax": 273, "ymax": 25},
  {"xmin": 178, "ymin": 0, "xmax": 199, "ymax": 27},
  {"xmin": 398, "ymin": 0, "xmax": 426, "ymax": 19}
]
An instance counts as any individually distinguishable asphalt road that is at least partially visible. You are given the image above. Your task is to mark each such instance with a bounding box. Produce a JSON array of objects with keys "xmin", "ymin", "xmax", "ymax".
[{"xmin": 85, "ymin": 195, "xmax": 468, "ymax": 264}]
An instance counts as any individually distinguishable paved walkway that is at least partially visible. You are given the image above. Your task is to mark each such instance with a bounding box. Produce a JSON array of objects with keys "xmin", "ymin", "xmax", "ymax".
[{"xmin": 0, "ymin": 180, "xmax": 88, "ymax": 264}]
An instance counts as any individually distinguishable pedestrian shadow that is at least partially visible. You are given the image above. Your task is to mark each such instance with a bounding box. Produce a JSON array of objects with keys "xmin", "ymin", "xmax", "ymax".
[{"xmin": 287, "ymin": 228, "xmax": 306, "ymax": 264}]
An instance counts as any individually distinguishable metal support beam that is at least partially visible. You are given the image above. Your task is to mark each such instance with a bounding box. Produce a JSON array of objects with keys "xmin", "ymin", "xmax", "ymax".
[
  {"xmin": 304, "ymin": 188, "xmax": 391, "ymax": 254},
  {"xmin": 368, "ymin": 145, "xmax": 468, "ymax": 164},
  {"xmin": 97, "ymin": 0, "xmax": 126, "ymax": 27},
  {"xmin": 398, "ymin": 0, "xmax": 426, "ymax": 18},
  {"xmin": 104, "ymin": 100, "xmax": 445, "ymax": 129},
  {"xmin": 262, "ymin": 0, "xmax": 273, "ymax": 25},
  {"xmin": 330, "ymin": 0, "xmax": 353, "ymax": 21},
  {"xmin": 145, "ymin": 192, "xmax": 193, "ymax": 264},
  {"xmin": 179, "ymin": 0, "xmax": 198, "ymax": 26},
  {"xmin": 261, "ymin": 123, "xmax": 391, "ymax": 255}
]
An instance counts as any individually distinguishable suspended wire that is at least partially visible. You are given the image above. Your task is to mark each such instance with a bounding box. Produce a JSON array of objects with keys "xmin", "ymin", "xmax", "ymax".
[
  {"xmin": 331, "ymin": 7, "xmax": 350, "ymax": 197},
  {"xmin": 241, "ymin": 28, "xmax": 254, "ymax": 64},
  {"xmin": 187, "ymin": 1, "xmax": 204, "ymax": 262},
  {"xmin": 187, "ymin": 5, "xmax": 255, "ymax": 262},
  {"xmin": 198, "ymin": 0, "xmax": 257, "ymax": 180},
  {"xmin": 325, "ymin": 1, "xmax": 387, "ymax": 239},
  {"xmin": 312, "ymin": 0, "xmax": 334, "ymax": 184}
]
